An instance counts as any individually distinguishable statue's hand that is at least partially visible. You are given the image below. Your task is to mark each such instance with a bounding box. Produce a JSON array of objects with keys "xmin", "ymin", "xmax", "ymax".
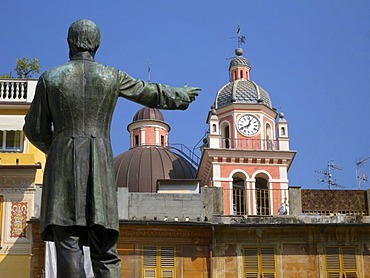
[{"xmin": 184, "ymin": 87, "xmax": 201, "ymax": 103}]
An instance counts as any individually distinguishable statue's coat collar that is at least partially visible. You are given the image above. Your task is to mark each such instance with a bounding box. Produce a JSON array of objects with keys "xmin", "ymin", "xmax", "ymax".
[{"xmin": 70, "ymin": 52, "xmax": 95, "ymax": 61}]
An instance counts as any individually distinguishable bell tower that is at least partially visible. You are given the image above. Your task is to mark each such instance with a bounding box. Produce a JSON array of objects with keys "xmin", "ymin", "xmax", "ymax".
[{"xmin": 197, "ymin": 46, "xmax": 296, "ymax": 216}]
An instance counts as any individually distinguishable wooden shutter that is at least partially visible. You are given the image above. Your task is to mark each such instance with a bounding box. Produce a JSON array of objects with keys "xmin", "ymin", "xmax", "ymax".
[
  {"xmin": 161, "ymin": 270, "xmax": 174, "ymax": 278},
  {"xmin": 244, "ymin": 248, "xmax": 258, "ymax": 277},
  {"xmin": 342, "ymin": 247, "xmax": 357, "ymax": 278},
  {"xmin": 144, "ymin": 246, "xmax": 175, "ymax": 278},
  {"xmin": 0, "ymin": 196, "xmax": 3, "ymax": 245},
  {"xmin": 261, "ymin": 248, "xmax": 275, "ymax": 271},
  {"xmin": 144, "ymin": 269, "xmax": 156, "ymax": 278},
  {"xmin": 344, "ymin": 273, "xmax": 358, "ymax": 278},
  {"xmin": 326, "ymin": 247, "xmax": 340, "ymax": 271},
  {"xmin": 326, "ymin": 247, "xmax": 358, "ymax": 278},
  {"xmin": 327, "ymin": 273, "xmax": 340, "ymax": 278},
  {"xmin": 261, "ymin": 248, "xmax": 275, "ymax": 278},
  {"xmin": 262, "ymin": 274, "xmax": 275, "ymax": 278},
  {"xmin": 160, "ymin": 247, "xmax": 175, "ymax": 278},
  {"xmin": 342, "ymin": 247, "xmax": 356, "ymax": 271},
  {"xmin": 160, "ymin": 247, "xmax": 175, "ymax": 268}
]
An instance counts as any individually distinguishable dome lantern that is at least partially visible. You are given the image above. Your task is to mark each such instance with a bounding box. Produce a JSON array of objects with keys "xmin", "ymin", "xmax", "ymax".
[
  {"xmin": 214, "ymin": 47, "xmax": 272, "ymax": 109},
  {"xmin": 229, "ymin": 47, "xmax": 251, "ymax": 82},
  {"xmin": 127, "ymin": 107, "xmax": 170, "ymax": 148}
]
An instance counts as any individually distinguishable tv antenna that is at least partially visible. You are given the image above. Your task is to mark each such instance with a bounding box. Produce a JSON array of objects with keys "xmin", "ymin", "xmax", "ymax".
[
  {"xmin": 356, "ymin": 156, "xmax": 370, "ymax": 189},
  {"xmin": 315, "ymin": 161, "xmax": 344, "ymax": 189}
]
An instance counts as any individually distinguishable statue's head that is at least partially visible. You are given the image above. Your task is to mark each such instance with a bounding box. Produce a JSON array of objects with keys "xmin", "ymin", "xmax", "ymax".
[{"xmin": 68, "ymin": 19, "xmax": 101, "ymax": 59}]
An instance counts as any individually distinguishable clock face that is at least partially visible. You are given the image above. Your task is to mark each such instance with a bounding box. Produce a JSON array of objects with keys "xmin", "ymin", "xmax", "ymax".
[{"xmin": 237, "ymin": 114, "xmax": 260, "ymax": 136}]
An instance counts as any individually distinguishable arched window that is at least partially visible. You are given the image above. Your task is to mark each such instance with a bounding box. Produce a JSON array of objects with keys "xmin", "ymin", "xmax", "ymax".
[
  {"xmin": 281, "ymin": 127, "xmax": 286, "ymax": 136},
  {"xmin": 212, "ymin": 124, "xmax": 217, "ymax": 133},
  {"xmin": 240, "ymin": 70, "xmax": 244, "ymax": 79},
  {"xmin": 224, "ymin": 125, "xmax": 230, "ymax": 149},
  {"xmin": 255, "ymin": 177, "xmax": 269, "ymax": 215},
  {"xmin": 266, "ymin": 123, "xmax": 272, "ymax": 150},
  {"xmin": 233, "ymin": 175, "xmax": 246, "ymax": 215},
  {"xmin": 135, "ymin": 135, "xmax": 140, "ymax": 147}
]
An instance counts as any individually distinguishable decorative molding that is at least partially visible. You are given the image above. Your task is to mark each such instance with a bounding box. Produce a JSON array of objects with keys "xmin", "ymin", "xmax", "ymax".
[
  {"xmin": 0, "ymin": 187, "xmax": 34, "ymax": 194},
  {"xmin": 0, "ymin": 176, "xmax": 35, "ymax": 187},
  {"xmin": 121, "ymin": 229, "xmax": 211, "ymax": 240},
  {"xmin": 212, "ymin": 156, "xmax": 291, "ymax": 166},
  {"xmin": 10, "ymin": 201, "xmax": 28, "ymax": 238}
]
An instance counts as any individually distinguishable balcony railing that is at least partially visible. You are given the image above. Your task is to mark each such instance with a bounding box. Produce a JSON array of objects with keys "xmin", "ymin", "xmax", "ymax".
[
  {"xmin": 220, "ymin": 138, "xmax": 278, "ymax": 151},
  {"xmin": 0, "ymin": 79, "xmax": 37, "ymax": 104},
  {"xmin": 301, "ymin": 189, "xmax": 368, "ymax": 216},
  {"xmin": 229, "ymin": 188, "xmax": 289, "ymax": 216}
]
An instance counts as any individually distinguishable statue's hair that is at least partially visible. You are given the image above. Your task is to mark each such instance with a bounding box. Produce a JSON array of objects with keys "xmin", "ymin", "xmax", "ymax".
[{"xmin": 68, "ymin": 19, "xmax": 100, "ymax": 57}]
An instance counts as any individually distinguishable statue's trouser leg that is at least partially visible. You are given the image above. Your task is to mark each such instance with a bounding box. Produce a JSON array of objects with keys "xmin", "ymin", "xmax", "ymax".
[
  {"xmin": 52, "ymin": 225, "xmax": 87, "ymax": 278},
  {"xmin": 87, "ymin": 226, "xmax": 121, "ymax": 278}
]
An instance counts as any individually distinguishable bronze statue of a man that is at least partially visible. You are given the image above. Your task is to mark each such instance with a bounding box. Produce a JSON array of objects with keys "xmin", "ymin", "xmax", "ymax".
[{"xmin": 23, "ymin": 19, "xmax": 199, "ymax": 278}]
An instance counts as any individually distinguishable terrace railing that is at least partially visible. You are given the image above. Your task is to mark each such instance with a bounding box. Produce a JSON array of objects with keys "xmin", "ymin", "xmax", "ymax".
[
  {"xmin": 0, "ymin": 79, "xmax": 37, "ymax": 104},
  {"xmin": 301, "ymin": 189, "xmax": 368, "ymax": 216},
  {"xmin": 220, "ymin": 138, "xmax": 278, "ymax": 151}
]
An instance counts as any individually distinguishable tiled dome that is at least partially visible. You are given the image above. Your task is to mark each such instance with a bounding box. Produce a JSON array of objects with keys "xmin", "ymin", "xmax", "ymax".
[
  {"xmin": 229, "ymin": 55, "xmax": 250, "ymax": 69},
  {"xmin": 215, "ymin": 80, "xmax": 271, "ymax": 109}
]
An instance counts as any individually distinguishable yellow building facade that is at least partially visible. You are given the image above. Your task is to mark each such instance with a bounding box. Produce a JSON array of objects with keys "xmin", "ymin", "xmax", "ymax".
[{"xmin": 0, "ymin": 79, "xmax": 45, "ymax": 277}]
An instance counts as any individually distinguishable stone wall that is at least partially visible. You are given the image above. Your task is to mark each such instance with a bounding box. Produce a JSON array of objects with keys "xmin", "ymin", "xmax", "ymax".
[{"xmin": 118, "ymin": 186, "xmax": 223, "ymax": 222}]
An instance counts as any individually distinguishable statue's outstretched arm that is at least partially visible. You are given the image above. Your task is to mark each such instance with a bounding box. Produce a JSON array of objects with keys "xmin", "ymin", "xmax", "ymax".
[{"xmin": 118, "ymin": 71, "xmax": 200, "ymax": 110}]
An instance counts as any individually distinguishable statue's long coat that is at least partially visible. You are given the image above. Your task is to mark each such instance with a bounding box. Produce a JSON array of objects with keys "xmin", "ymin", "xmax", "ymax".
[{"xmin": 24, "ymin": 52, "xmax": 190, "ymax": 241}]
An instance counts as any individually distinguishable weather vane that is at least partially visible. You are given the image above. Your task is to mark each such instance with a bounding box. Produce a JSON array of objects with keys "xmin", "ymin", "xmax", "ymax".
[
  {"xmin": 231, "ymin": 24, "xmax": 246, "ymax": 48},
  {"xmin": 237, "ymin": 25, "xmax": 246, "ymax": 48}
]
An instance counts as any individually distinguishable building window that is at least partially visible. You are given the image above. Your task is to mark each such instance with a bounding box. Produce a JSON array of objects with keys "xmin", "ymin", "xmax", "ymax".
[
  {"xmin": 224, "ymin": 125, "xmax": 230, "ymax": 149},
  {"xmin": 326, "ymin": 246, "xmax": 358, "ymax": 278},
  {"xmin": 281, "ymin": 127, "xmax": 286, "ymax": 136},
  {"xmin": 135, "ymin": 135, "xmax": 139, "ymax": 147},
  {"xmin": 0, "ymin": 130, "xmax": 23, "ymax": 152},
  {"xmin": 266, "ymin": 123, "xmax": 273, "ymax": 150},
  {"xmin": 256, "ymin": 177, "xmax": 269, "ymax": 215},
  {"xmin": 233, "ymin": 177, "xmax": 246, "ymax": 215},
  {"xmin": 243, "ymin": 247, "xmax": 276, "ymax": 277},
  {"xmin": 143, "ymin": 246, "xmax": 175, "ymax": 278},
  {"xmin": 161, "ymin": 135, "xmax": 165, "ymax": 146}
]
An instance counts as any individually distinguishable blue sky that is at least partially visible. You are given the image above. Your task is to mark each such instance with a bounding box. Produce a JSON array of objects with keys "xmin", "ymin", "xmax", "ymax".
[{"xmin": 2, "ymin": 1, "xmax": 370, "ymax": 189}]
